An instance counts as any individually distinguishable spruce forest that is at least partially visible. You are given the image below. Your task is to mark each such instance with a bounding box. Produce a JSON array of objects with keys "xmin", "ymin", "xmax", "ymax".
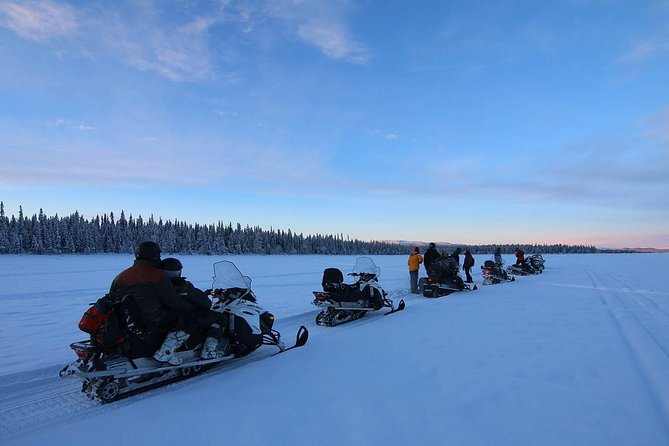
[{"xmin": 0, "ymin": 203, "xmax": 599, "ymax": 255}]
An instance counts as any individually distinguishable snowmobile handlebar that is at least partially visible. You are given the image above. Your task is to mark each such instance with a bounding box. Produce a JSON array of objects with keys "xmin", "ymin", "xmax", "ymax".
[
  {"xmin": 206, "ymin": 287, "xmax": 251, "ymax": 300},
  {"xmin": 348, "ymin": 272, "xmax": 376, "ymax": 279}
]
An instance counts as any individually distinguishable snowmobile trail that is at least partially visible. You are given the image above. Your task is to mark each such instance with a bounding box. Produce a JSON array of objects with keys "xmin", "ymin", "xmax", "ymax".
[
  {"xmin": 583, "ymin": 268, "xmax": 669, "ymax": 437},
  {"xmin": 0, "ymin": 366, "xmax": 96, "ymax": 442},
  {"xmin": 0, "ymin": 316, "xmax": 308, "ymax": 443}
]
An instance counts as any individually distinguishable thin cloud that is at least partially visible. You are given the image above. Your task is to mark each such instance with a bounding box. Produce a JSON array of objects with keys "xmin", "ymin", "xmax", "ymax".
[
  {"xmin": 0, "ymin": 134, "xmax": 330, "ymax": 191},
  {"xmin": 0, "ymin": 0, "xmax": 77, "ymax": 42},
  {"xmin": 616, "ymin": 36, "xmax": 669, "ymax": 66},
  {"xmin": 49, "ymin": 119, "xmax": 97, "ymax": 131},
  {"xmin": 296, "ymin": 21, "xmax": 367, "ymax": 63},
  {"xmin": 1, "ymin": 0, "xmax": 367, "ymax": 82},
  {"xmin": 642, "ymin": 105, "xmax": 669, "ymax": 144},
  {"xmin": 100, "ymin": 8, "xmax": 219, "ymax": 82},
  {"xmin": 266, "ymin": 0, "xmax": 368, "ymax": 63},
  {"xmin": 370, "ymin": 129, "xmax": 399, "ymax": 141}
]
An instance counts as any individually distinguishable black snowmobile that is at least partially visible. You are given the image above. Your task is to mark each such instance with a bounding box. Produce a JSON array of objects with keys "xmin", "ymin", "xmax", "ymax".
[
  {"xmin": 312, "ymin": 257, "xmax": 404, "ymax": 327},
  {"xmin": 481, "ymin": 259, "xmax": 515, "ymax": 285},
  {"xmin": 505, "ymin": 259, "xmax": 539, "ymax": 276},
  {"xmin": 527, "ymin": 254, "xmax": 545, "ymax": 273},
  {"xmin": 60, "ymin": 261, "xmax": 308, "ymax": 403},
  {"xmin": 420, "ymin": 257, "xmax": 477, "ymax": 297}
]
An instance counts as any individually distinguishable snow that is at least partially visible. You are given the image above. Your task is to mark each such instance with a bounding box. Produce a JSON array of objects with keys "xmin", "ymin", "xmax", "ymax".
[{"xmin": 1, "ymin": 253, "xmax": 669, "ymax": 445}]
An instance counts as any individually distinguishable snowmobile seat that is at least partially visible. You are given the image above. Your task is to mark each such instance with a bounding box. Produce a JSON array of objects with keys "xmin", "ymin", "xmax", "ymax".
[
  {"xmin": 322, "ymin": 268, "xmax": 344, "ymax": 293},
  {"xmin": 428, "ymin": 258, "xmax": 459, "ymax": 282}
]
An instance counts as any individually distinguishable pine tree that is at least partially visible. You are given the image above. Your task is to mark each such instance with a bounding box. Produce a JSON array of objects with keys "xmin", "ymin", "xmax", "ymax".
[{"xmin": 0, "ymin": 202, "xmax": 9, "ymax": 253}]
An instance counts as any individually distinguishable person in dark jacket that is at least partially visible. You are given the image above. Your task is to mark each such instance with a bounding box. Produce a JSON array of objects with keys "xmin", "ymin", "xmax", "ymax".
[
  {"xmin": 494, "ymin": 247, "xmax": 503, "ymax": 266},
  {"xmin": 451, "ymin": 247, "xmax": 462, "ymax": 267},
  {"xmin": 463, "ymin": 250, "xmax": 475, "ymax": 283},
  {"xmin": 160, "ymin": 257, "xmax": 231, "ymax": 359},
  {"xmin": 423, "ymin": 242, "xmax": 440, "ymax": 274},
  {"xmin": 514, "ymin": 248, "xmax": 525, "ymax": 266},
  {"xmin": 109, "ymin": 241, "xmax": 195, "ymax": 365}
]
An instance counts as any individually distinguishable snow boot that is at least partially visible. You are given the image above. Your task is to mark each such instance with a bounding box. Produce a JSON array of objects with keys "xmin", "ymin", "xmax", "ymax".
[
  {"xmin": 153, "ymin": 330, "xmax": 189, "ymax": 366},
  {"xmin": 200, "ymin": 337, "xmax": 231, "ymax": 360}
]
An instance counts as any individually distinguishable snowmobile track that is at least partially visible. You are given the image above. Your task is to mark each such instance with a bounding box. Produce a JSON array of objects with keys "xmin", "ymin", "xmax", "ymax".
[
  {"xmin": 584, "ymin": 269, "xmax": 669, "ymax": 437},
  {"xmin": 0, "ymin": 320, "xmax": 308, "ymax": 443}
]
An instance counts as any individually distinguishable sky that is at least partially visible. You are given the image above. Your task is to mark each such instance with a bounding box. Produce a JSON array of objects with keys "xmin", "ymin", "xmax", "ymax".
[{"xmin": 0, "ymin": 0, "xmax": 668, "ymax": 249}]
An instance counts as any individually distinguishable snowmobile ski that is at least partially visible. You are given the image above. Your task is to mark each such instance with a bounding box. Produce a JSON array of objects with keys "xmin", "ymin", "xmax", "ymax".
[
  {"xmin": 271, "ymin": 325, "xmax": 309, "ymax": 356},
  {"xmin": 385, "ymin": 298, "xmax": 405, "ymax": 315}
]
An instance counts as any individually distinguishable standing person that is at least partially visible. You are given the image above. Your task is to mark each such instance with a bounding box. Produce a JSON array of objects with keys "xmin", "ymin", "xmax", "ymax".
[
  {"xmin": 109, "ymin": 241, "xmax": 195, "ymax": 366},
  {"xmin": 423, "ymin": 242, "xmax": 440, "ymax": 274},
  {"xmin": 494, "ymin": 247, "xmax": 504, "ymax": 266},
  {"xmin": 407, "ymin": 247, "xmax": 423, "ymax": 294},
  {"xmin": 514, "ymin": 248, "xmax": 525, "ymax": 266},
  {"xmin": 463, "ymin": 250, "xmax": 475, "ymax": 283}
]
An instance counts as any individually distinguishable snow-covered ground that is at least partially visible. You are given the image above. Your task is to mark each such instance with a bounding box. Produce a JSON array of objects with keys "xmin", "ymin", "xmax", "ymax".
[{"xmin": 1, "ymin": 253, "xmax": 668, "ymax": 445}]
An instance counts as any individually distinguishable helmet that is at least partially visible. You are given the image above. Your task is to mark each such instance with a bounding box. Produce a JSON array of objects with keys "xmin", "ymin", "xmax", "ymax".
[
  {"xmin": 134, "ymin": 241, "xmax": 161, "ymax": 264},
  {"xmin": 429, "ymin": 242, "xmax": 436, "ymax": 249},
  {"xmin": 160, "ymin": 257, "xmax": 183, "ymax": 279}
]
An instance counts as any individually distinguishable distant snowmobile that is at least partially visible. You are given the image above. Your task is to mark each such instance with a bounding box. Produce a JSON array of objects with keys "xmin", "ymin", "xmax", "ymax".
[
  {"xmin": 481, "ymin": 259, "xmax": 515, "ymax": 285},
  {"xmin": 60, "ymin": 261, "xmax": 308, "ymax": 403},
  {"xmin": 527, "ymin": 254, "xmax": 545, "ymax": 273},
  {"xmin": 312, "ymin": 257, "xmax": 404, "ymax": 327},
  {"xmin": 506, "ymin": 259, "xmax": 539, "ymax": 276},
  {"xmin": 420, "ymin": 257, "xmax": 477, "ymax": 297}
]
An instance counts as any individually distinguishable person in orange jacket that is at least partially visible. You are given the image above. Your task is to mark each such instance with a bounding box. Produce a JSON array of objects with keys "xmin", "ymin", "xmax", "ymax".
[{"xmin": 408, "ymin": 247, "xmax": 423, "ymax": 294}]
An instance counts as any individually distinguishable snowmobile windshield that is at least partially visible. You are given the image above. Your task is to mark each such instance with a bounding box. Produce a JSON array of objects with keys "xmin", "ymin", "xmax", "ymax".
[
  {"xmin": 212, "ymin": 261, "xmax": 252, "ymax": 291},
  {"xmin": 352, "ymin": 257, "xmax": 381, "ymax": 277}
]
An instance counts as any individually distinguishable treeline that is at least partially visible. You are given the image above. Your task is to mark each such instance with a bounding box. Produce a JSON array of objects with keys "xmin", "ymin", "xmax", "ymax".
[
  {"xmin": 445, "ymin": 243, "xmax": 599, "ymax": 255},
  {"xmin": 0, "ymin": 203, "xmax": 599, "ymax": 255}
]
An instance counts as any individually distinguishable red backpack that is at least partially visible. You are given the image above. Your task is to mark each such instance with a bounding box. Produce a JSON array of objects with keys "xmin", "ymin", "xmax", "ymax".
[{"xmin": 78, "ymin": 295, "xmax": 125, "ymax": 349}]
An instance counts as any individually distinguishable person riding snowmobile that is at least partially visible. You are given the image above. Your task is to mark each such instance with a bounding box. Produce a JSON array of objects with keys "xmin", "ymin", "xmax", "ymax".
[
  {"xmin": 109, "ymin": 241, "xmax": 197, "ymax": 366},
  {"xmin": 160, "ymin": 257, "xmax": 231, "ymax": 360},
  {"xmin": 514, "ymin": 248, "xmax": 525, "ymax": 266},
  {"xmin": 451, "ymin": 247, "xmax": 462, "ymax": 267},
  {"xmin": 494, "ymin": 247, "xmax": 503, "ymax": 266},
  {"xmin": 423, "ymin": 242, "xmax": 440, "ymax": 272}
]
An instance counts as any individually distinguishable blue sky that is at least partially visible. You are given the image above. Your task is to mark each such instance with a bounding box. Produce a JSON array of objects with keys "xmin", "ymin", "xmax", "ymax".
[{"xmin": 1, "ymin": 0, "xmax": 668, "ymax": 248}]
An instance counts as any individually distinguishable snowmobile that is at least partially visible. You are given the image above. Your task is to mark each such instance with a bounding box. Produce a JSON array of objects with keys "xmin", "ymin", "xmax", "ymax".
[
  {"xmin": 505, "ymin": 259, "xmax": 539, "ymax": 276},
  {"xmin": 527, "ymin": 254, "xmax": 545, "ymax": 273},
  {"xmin": 420, "ymin": 257, "xmax": 477, "ymax": 297},
  {"xmin": 481, "ymin": 259, "xmax": 515, "ymax": 285},
  {"xmin": 312, "ymin": 257, "xmax": 404, "ymax": 327},
  {"xmin": 60, "ymin": 261, "xmax": 308, "ymax": 403}
]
